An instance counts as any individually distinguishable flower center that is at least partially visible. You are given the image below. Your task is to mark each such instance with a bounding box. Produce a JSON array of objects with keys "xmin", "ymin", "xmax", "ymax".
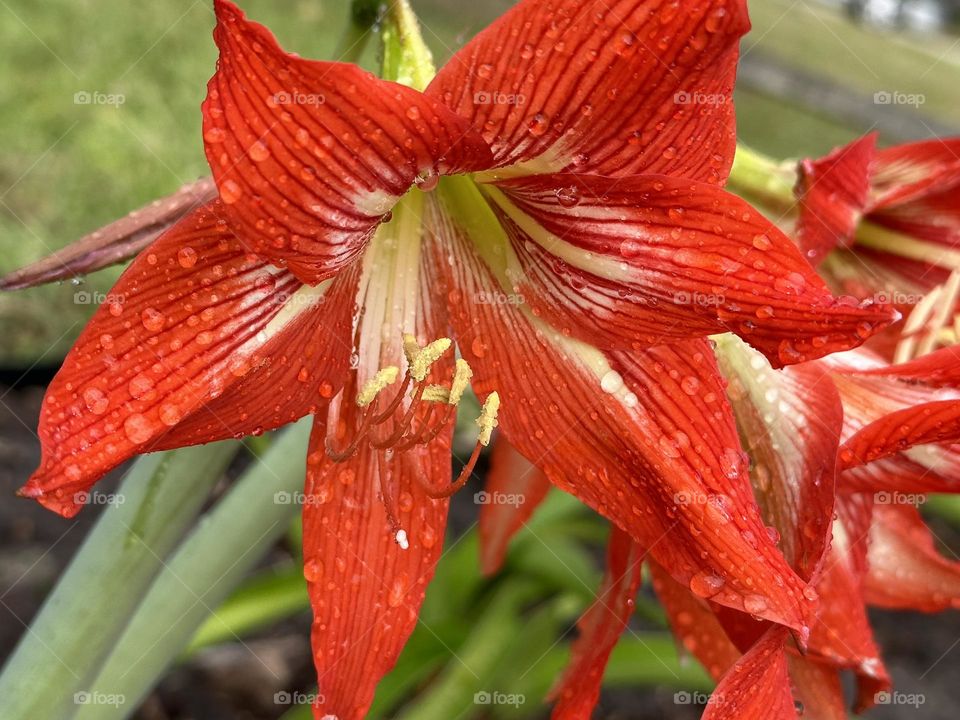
[{"xmin": 325, "ymin": 335, "xmax": 500, "ymax": 547}]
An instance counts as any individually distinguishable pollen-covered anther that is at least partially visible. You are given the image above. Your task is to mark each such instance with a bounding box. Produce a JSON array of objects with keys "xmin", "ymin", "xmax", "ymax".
[
  {"xmin": 410, "ymin": 338, "xmax": 452, "ymax": 381},
  {"xmin": 449, "ymin": 358, "xmax": 473, "ymax": 405},
  {"xmin": 476, "ymin": 392, "xmax": 500, "ymax": 446},
  {"xmin": 420, "ymin": 385, "xmax": 452, "ymax": 403},
  {"xmin": 356, "ymin": 366, "xmax": 401, "ymax": 407}
]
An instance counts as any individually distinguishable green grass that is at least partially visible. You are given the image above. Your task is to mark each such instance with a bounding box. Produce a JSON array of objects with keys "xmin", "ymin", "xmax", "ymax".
[{"xmin": 745, "ymin": 0, "xmax": 960, "ymax": 127}]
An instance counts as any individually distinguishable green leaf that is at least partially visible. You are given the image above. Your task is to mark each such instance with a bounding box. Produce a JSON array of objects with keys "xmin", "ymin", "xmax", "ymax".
[
  {"xmin": 71, "ymin": 419, "xmax": 312, "ymax": 720},
  {"xmin": 0, "ymin": 442, "xmax": 238, "ymax": 720}
]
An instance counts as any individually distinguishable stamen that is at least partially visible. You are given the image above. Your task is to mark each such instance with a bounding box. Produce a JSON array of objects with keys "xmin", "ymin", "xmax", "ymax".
[
  {"xmin": 357, "ymin": 366, "xmax": 400, "ymax": 407},
  {"xmin": 410, "ymin": 338, "xmax": 452, "ymax": 381},
  {"xmin": 449, "ymin": 358, "xmax": 472, "ymax": 405},
  {"xmin": 476, "ymin": 392, "xmax": 501, "ymax": 447},
  {"xmin": 421, "ymin": 385, "xmax": 451, "ymax": 403},
  {"xmin": 402, "ymin": 333, "xmax": 422, "ymax": 367}
]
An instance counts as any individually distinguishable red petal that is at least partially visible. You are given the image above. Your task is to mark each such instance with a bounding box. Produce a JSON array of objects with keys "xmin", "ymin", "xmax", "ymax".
[
  {"xmin": 787, "ymin": 657, "xmax": 848, "ymax": 720},
  {"xmin": 849, "ymin": 345, "xmax": 960, "ymax": 388},
  {"xmin": 649, "ymin": 561, "xmax": 741, "ymax": 680},
  {"xmin": 302, "ymin": 418, "xmax": 451, "ymax": 720},
  {"xmin": 840, "ymin": 449, "xmax": 960, "ymax": 494},
  {"xmin": 839, "ymin": 398, "xmax": 960, "ymax": 469},
  {"xmin": 0, "ymin": 178, "xmax": 216, "ymax": 290},
  {"xmin": 872, "ymin": 181, "xmax": 960, "ymax": 247},
  {"xmin": 703, "ymin": 627, "xmax": 796, "ymax": 720},
  {"xmin": 716, "ymin": 336, "xmax": 842, "ymax": 580},
  {"xmin": 487, "ymin": 173, "xmax": 895, "ymax": 367},
  {"xmin": 478, "ymin": 439, "xmax": 552, "ymax": 575},
  {"xmin": 203, "ymin": 0, "xmax": 491, "ymax": 284},
  {"xmin": 427, "ymin": 0, "xmax": 749, "ymax": 181},
  {"xmin": 872, "ymin": 137, "xmax": 960, "ymax": 208},
  {"xmin": 19, "ymin": 202, "xmax": 354, "ymax": 517},
  {"xmin": 865, "ymin": 503, "xmax": 960, "ymax": 612},
  {"xmin": 427, "ymin": 195, "xmax": 816, "ymax": 633},
  {"xmin": 795, "ymin": 134, "xmax": 876, "ymax": 264},
  {"xmin": 550, "ymin": 528, "xmax": 644, "ymax": 719}
]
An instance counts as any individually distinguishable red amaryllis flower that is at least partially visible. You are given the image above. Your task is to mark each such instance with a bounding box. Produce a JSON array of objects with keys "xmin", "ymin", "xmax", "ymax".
[
  {"xmin": 12, "ymin": 0, "xmax": 898, "ymax": 716},
  {"xmin": 479, "ymin": 338, "xmax": 960, "ymax": 718},
  {"xmin": 795, "ymin": 133, "xmax": 960, "ymax": 314}
]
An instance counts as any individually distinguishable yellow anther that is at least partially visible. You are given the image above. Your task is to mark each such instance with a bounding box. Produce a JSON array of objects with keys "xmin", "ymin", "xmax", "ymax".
[
  {"xmin": 476, "ymin": 391, "xmax": 500, "ymax": 447},
  {"xmin": 356, "ymin": 366, "xmax": 400, "ymax": 407},
  {"xmin": 421, "ymin": 385, "xmax": 451, "ymax": 403},
  {"xmin": 402, "ymin": 334, "xmax": 421, "ymax": 367},
  {"xmin": 411, "ymin": 338, "xmax": 452, "ymax": 381},
  {"xmin": 449, "ymin": 359, "xmax": 473, "ymax": 405}
]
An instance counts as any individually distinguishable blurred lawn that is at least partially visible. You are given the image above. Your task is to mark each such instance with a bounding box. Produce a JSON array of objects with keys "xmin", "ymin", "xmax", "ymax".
[{"xmin": 0, "ymin": 0, "xmax": 957, "ymax": 364}]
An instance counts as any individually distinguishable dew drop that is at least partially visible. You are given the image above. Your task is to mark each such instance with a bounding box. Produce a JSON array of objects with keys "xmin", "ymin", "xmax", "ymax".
[
  {"xmin": 83, "ymin": 387, "xmax": 109, "ymax": 415},
  {"xmin": 123, "ymin": 414, "xmax": 153, "ymax": 444},
  {"xmin": 220, "ymin": 179, "xmax": 243, "ymax": 205},
  {"xmin": 177, "ymin": 247, "xmax": 198, "ymax": 268},
  {"xmin": 248, "ymin": 140, "xmax": 270, "ymax": 162}
]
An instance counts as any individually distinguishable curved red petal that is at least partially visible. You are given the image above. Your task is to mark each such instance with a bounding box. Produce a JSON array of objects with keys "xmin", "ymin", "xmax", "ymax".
[
  {"xmin": 872, "ymin": 137, "xmax": 960, "ymax": 208},
  {"xmin": 849, "ymin": 345, "xmax": 960, "ymax": 388},
  {"xmin": 19, "ymin": 202, "xmax": 353, "ymax": 517},
  {"xmin": 487, "ymin": 173, "xmax": 895, "ymax": 367},
  {"xmin": 427, "ymin": 0, "xmax": 748, "ymax": 181},
  {"xmin": 478, "ymin": 439, "xmax": 552, "ymax": 575},
  {"xmin": 787, "ymin": 657, "xmax": 847, "ymax": 720},
  {"xmin": 427, "ymin": 194, "xmax": 816, "ymax": 633},
  {"xmin": 865, "ymin": 503, "xmax": 960, "ymax": 612},
  {"xmin": 550, "ymin": 528, "xmax": 644, "ymax": 719},
  {"xmin": 840, "ymin": 448, "xmax": 960, "ymax": 494},
  {"xmin": 715, "ymin": 337, "xmax": 842, "ymax": 581},
  {"xmin": 703, "ymin": 627, "xmax": 796, "ymax": 720},
  {"xmin": 302, "ymin": 417, "xmax": 451, "ymax": 720},
  {"xmin": 203, "ymin": 0, "xmax": 492, "ymax": 284},
  {"xmin": 649, "ymin": 561, "xmax": 741, "ymax": 680},
  {"xmin": 840, "ymin": 398, "xmax": 960, "ymax": 469},
  {"xmin": 795, "ymin": 134, "xmax": 876, "ymax": 264}
]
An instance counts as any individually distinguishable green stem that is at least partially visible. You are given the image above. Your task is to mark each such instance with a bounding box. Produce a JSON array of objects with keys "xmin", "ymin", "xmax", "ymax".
[
  {"xmin": 72, "ymin": 419, "xmax": 313, "ymax": 719},
  {"xmin": 381, "ymin": 0, "xmax": 436, "ymax": 90},
  {"xmin": 727, "ymin": 144, "xmax": 798, "ymax": 210},
  {"xmin": 0, "ymin": 442, "xmax": 238, "ymax": 720}
]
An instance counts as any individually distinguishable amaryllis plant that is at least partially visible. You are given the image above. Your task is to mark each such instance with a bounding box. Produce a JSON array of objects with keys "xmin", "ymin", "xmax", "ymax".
[{"xmin": 4, "ymin": 0, "xmax": 960, "ymax": 718}]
